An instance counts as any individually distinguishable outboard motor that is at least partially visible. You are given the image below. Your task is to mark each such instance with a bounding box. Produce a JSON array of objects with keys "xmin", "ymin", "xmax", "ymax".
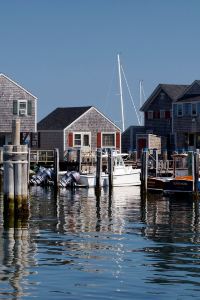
[
  {"xmin": 30, "ymin": 166, "xmax": 54, "ymax": 185},
  {"xmin": 59, "ymin": 171, "xmax": 80, "ymax": 188}
]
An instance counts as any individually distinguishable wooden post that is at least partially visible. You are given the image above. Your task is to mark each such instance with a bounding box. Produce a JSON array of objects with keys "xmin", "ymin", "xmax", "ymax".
[
  {"xmin": 21, "ymin": 145, "xmax": 28, "ymax": 201},
  {"xmin": 162, "ymin": 149, "xmax": 168, "ymax": 161},
  {"xmin": 132, "ymin": 149, "xmax": 137, "ymax": 162},
  {"xmin": 54, "ymin": 148, "xmax": 59, "ymax": 189},
  {"xmin": 77, "ymin": 148, "xmax": 81, "ymax": 172},
  {"xmin": 3, "ymin": 145, "xmax": 14, "ymax": 201},
  {"xmin": 188, "ymin": 151, "xmax": 194, "ymax": 177},
  {"xmin": 153, "ymin": 148, "xmax": 158, "ymax": 177},
  {"xmin": 194, "ymin": 150, "xmax": 199, "ymax": 196},
  {"xmin": 13, "ymin": 145, "xmax": 22, "ymax": 209},
  {"xmin": 141, "ymin": 148, "xmax": 148, "ymax": 194},
  {"xmin": 96, "ymin": 148, "xmax": 102, "ymax": 189},
  {"xmin": 12, "ymin": 119, "xmax": 20, "ymax": 145},
  {"xmin": 108, "ymin": 148, "xmax": 113, "ymax": 189}
]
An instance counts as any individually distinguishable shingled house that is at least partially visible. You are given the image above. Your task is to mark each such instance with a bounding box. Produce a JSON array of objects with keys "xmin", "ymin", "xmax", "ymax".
[
  {"xmin": 140, "ymin": 83, "xmax": 188, "ymax": 150},
  {"xmin": 37, "ymin": 106, "xmax": 121, "ymax": 161},
  {"xmin": 0, "ymin": 73, "xmax": 37, "ymax": 146},
  {"xmin": 173, "ymin": 80, "xmax": 200, "ymax": 151}
]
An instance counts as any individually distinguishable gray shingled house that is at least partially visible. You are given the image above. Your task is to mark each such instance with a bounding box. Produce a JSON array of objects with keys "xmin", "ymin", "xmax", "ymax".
[
  {"xmin": 0, "ymin": 73, "xmax": 37, "ymax": 146},
  {"xmin": 140, "ymin": 83, "xmax": 188, "ymax": 147},
  {"xmin": 37, "ymin": 106, "xmax": 121, "ymax": 161},
  {"xmin": 173, "ymin": 80, "xmax": 200, "ymax": 151}
]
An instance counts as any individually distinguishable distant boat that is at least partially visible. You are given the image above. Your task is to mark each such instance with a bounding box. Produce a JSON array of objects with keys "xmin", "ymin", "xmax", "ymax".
[
  {"xmin": 78, "ymin": 152, "xmax": 141, "ymax": 187},
  {"xmin": 147, "ymin": 153, "xmax": 200, "ymax": 194}
]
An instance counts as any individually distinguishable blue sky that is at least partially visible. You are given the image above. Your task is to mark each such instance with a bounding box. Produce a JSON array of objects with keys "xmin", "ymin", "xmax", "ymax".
[{"xmin": 0, "ymin": 0, "xmax": 200, "ymax": 130}]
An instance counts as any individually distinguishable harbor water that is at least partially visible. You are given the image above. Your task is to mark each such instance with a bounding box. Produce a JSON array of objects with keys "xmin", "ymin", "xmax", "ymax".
[{"xmin": 0, "ymin": 185, "xmax": 200, "ymax": 299}]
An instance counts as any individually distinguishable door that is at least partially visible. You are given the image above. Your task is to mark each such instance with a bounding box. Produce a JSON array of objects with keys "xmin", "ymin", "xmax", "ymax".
[{"xmin": 137, "ymin": 138, "xmax": 147, "ymax": 158}]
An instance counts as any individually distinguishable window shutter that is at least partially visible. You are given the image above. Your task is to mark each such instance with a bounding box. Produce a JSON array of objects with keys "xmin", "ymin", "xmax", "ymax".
[
  {"xmin": 116, "ymin": 131, "xmax": 121, "ymax": 150},
  {"xmin": 68, "ymin": 132, "xmax": 73, "ymax": 147},
  {"xmin": 13, "ymin": 100, "xmax": 18, "ymax": 115},
  {"xmin": 97, "ymin": 132, "xmax": 101, "ymax": 148},
  {"xmin": 28, "ymin": 100, "xmax": 32, "ymax": 115}
]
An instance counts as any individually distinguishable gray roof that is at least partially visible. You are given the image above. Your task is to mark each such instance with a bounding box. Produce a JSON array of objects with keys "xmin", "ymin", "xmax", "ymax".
[
  {"xmin": 140, "ymin": 83, "xmax": 188, "ymax": 111},
  {"xmin": 38, "ymin": 106, "xmax": 92, "ymax": 130},
  {"xmin": 177, "ymin": 80, "xmax": 200, "ymax": 101}
]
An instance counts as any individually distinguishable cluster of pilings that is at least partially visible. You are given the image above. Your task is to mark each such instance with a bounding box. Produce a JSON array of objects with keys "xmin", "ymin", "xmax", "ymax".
[{"xmin": 3, "ymin": 119, "xmax": 29, "ymax": 216}]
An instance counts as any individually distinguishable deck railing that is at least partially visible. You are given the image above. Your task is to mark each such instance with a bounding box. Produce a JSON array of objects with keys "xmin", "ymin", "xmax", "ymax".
[{"xmin": 30, "ymin": 150, "xmax": 54, "ymax": 164}]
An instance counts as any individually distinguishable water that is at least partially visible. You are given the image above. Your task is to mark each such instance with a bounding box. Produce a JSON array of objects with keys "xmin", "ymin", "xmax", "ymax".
[{"xmin": 0, "ymin": 186, "xmax": 200, "ymax": 299}]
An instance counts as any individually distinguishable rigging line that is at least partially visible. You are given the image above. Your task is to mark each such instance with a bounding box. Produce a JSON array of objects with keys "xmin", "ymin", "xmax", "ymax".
[
  {"xmin": 121, "ymin": 65, "xmax": 141, "ymax": 126},
  {"xmin": 141, "ymin": 81, "xmax": 146, "ymax": 102}
]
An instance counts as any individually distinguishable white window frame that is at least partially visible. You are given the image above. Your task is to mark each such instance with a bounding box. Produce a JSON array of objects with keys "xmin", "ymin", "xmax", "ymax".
[
  {"xmin": 160, "ymin": 110, "xmax": 165, "ymax": 118},
  {"xmin": 177, "ymin": 104, "xmax": 183, "ymax": 117},
  {"xmin": 18, "ymin": 100, "xmax": 27, "ymax": 116},
  {"xmin": 102, "ymin": 132, "xmax": 115, "ymax": 148},
  {"xmin": 147, "ymin": 111, "xmax": 153, "ymax": 119},
  {"xmin": 73, "ymin": 132, "xmax": 91, "ymax": 148},
  {"xmin": 191, "ymin": 103, "xmax": 197, "ymax": 116}
]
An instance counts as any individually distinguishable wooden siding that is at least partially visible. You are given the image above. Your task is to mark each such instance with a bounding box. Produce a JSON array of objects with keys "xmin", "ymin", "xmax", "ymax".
[
  {"xmin": 144, "ymin": 92, "xmax": 172, "ymax": 136},
  {"xmin": 65, "ymin": 107, "xmax": 120, "ymax": 151},
  {"xmin": 39, "ymin": 131, "xmax": 64, "ymax": 158},
  {"xmin": 0, "ymin": 75, "xmax": 36, "ymax": 133}
]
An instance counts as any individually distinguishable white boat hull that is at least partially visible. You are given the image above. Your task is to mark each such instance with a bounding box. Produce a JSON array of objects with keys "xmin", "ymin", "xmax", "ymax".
[{"xmin": 79, "ymin": 168, "xmax": 141, "ymax": 187}]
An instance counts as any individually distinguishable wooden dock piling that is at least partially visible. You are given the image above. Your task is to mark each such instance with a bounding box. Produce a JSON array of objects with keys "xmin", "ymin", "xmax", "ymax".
[
  {"xmin": 3, "ymin": 119, "xmax": 29, "ymax": 216},
  {"xmin": 54, "ymin": 148, "xmax": 59, "ymax": 188},
  {"xmin": 95, "ymin": 148, "xmax": 102, "ymax": 189},
  {"xmin": 141, "ymin": 148, "xmax": 148, "ymax": 194},
  {"xmin": 108, "ymin": 148, "xmax": 113, "ymax": 189}
]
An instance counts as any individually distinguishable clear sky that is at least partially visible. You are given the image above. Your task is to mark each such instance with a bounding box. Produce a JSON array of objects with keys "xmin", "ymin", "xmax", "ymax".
[{"xmin": 0, "ymin": 0, "xmax": 200, "ymax": 130}]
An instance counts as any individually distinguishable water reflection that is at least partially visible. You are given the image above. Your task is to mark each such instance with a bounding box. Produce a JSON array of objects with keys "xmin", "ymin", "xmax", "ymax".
[
  {"xmin": 0, "ymin": 193, "xmax": 38, "ymax": 299},
  {"xmin": 0, "ymin": 186, "xmax": 200, "ymax": 299}
]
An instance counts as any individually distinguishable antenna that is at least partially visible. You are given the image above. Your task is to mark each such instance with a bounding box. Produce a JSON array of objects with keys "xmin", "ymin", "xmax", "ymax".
[{"xmin": 117, "ymin": 54, "xmax": 125, "ymax": 132}]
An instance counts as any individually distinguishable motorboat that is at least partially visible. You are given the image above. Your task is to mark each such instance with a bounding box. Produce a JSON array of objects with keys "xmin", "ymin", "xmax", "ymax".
[{"xmin": 78, "ymin": 152, "xmax": 141, "ymax": 187}]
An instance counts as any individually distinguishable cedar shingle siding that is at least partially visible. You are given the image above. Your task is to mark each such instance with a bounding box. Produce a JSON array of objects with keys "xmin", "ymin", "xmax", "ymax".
[
  {"xmin": 38, "ymin": 106, "xmax": 121, "ymax": 161},
  {"xmin": 0, "ymin": 74, "xmax": 37, "ymax": 145}
]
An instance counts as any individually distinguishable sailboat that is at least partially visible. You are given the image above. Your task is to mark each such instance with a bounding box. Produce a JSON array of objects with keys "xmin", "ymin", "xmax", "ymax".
[{"xmin": 78, "ymin": 55, "xmax": 141, "ymax": 188}]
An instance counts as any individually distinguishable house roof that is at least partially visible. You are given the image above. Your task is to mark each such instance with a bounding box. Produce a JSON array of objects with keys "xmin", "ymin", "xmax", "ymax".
[
  {"xmin": 38, "ymin": 106, "xmax": 93, "ymax": 130},
  {"xmin": 0, "ymin": 73, "xmax": 37, "ymax": 99},
  {"xmin": 176, "ymin": 80, "xmax": 200, "ymax": 101},
  {"xmin": 140, "ymin": 83, "xmax": 188, "ymax": 111}
]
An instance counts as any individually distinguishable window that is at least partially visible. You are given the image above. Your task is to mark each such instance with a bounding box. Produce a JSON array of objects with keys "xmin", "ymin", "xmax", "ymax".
[
  {"xmin": 177, "ymin": 104, "xmax": 183, "ymax": 117},
  {"xmin": 102, "ymin": 133, "xmax": 115, "ymax": 147},
  {"xmin": 147, "ymin": 111, "xmax": 153, "ymax": 119},
  {"xmin": 13, "ymin": 100, "xmax": 32, "ymax": 116},
  {"xmin": 191, "ymin": 103, "xmax": 197, "ymax": 116},
  {"xmin": 184, "ymin": 103, "xmax": 191, "ymax": 115},
  {"xmin": 160, "ymin": 110, "xmax": 165, "ymax": 118},
  {"xmin": 74, "ymin": 134, "xmax": 81, "ymax": 146},
  {"xmin": 160, "ymin": 92, "xmax": 165, "ymax": 100},
  {"xmin": 73, "ymin": 132, "xmax": 90, "ymax": 148}
]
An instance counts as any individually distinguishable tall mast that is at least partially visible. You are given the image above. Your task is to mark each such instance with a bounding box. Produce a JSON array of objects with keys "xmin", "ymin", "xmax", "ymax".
[
  {"xmin": 117, "ymin": 54, "xmax": 125, "ymax": 132},
  {"xmin": 139, "ymin": 80, "xmax": 143, "ymax": 125}
]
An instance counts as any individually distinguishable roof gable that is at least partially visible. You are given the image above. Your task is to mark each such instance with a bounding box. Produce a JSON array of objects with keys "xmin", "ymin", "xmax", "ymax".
[
  {"xmin": 0, "ymin": 73, "xmax": 37, "ymax": 99},
  {"xmin": 38, "ymin": 106, "xmax": 92, "ymax": 130},
  {"xmin": 177, "ymin": 80, "xmax": 200, "ymax": 101},
  {"xmin": 140, "ymin": 83, "xmax": 188, "ymax": 111}
]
